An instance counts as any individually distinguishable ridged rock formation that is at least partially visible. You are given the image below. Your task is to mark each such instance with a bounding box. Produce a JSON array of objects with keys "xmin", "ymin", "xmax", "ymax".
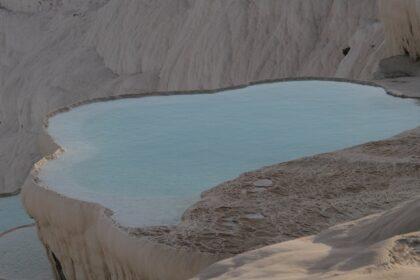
[{"xmin": 379, "ymin": 0, "xmax": 420, "ymax": 59}]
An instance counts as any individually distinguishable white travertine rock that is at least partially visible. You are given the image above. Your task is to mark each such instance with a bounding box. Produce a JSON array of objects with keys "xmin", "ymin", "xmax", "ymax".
[
  {"xmin": 22, "ymin": 175, "xmax": 220, "ymax": 280},
  {"xmin": 379, "ymin": 0, "xmax": 420, "ymax": 59},
  {"xmin": 88, "ymin": 0, "xmax": 382, "ymax": 89}
]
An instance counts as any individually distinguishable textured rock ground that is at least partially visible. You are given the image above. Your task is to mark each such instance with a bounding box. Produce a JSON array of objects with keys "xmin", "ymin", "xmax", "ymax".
[{"xmin": 195, "ymin": 197, "xmax": 420, "ymax": 280}]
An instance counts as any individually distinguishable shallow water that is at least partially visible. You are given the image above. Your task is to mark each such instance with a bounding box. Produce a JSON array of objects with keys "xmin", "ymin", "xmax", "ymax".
[
  {"xmin": 0, "ymin": 196, "xmax": 53, "ymax": 279},
  {"xmin": 39, "ymin": 81, "xmax": 420, "ymax": 227},
  {"xmin": 0, "ymin": 196, "xmax": 33, "ymax": 232},
  {"xmin": 0, "ymin": 226, "xmax": 53, "ymax": 280}
]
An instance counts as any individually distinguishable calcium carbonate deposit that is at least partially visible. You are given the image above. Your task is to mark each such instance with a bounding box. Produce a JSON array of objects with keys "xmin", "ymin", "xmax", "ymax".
[{"xmin": 39, "ymin": 81, "xmax": 420, "ymax": 227}]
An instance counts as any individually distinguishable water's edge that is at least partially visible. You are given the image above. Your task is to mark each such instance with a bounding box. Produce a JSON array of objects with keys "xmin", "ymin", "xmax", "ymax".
[
  {"xmin": 21, "ymin": 77, "xmax": 420, "ymax": 279},
  {"xmin": 30, "ymin": 77, "xmax": 405, "ymax": 223}
]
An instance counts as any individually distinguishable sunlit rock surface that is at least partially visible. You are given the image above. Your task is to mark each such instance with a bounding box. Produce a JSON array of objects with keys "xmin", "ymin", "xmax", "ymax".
[{"xmin": 195, "ymin": 196, "xmax": 420, "ymax": 280}]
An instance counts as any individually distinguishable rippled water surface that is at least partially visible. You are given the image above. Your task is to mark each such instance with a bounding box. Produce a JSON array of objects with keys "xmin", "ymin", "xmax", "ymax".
[{"xmin": 39, "ymin": 81, "xmax": 420, "ymax": 226}]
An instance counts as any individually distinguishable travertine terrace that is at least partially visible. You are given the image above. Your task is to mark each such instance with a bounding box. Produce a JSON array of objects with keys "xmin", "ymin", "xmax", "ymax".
[{"xmin": 1, "ymin": 0, "xmax": 420, "ymax": 279}]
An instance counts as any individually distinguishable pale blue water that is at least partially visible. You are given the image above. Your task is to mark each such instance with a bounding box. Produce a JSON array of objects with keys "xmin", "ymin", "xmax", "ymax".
[
  {"xmin": 39, "ymin": 81, "xmax": 420, "ymax": 227},
  {"xmin": 0, "ymin": 196, "xmax": 33, "ymax": 233}
]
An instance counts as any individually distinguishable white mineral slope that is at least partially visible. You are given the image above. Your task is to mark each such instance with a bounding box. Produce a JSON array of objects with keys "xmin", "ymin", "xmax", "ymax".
[
  {"xmin": 194, "ymin": 197, "xmax": 420, "ymax": 280},
  {"xmin": 86, "ymin": 0, "xmax": 384, "ymax": 89},
  {"xmin": 0, "ymin": 0, "xmax": 384, "ymax": 194}
]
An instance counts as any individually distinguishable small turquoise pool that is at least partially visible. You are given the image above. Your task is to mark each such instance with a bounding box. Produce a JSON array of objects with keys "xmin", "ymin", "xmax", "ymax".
[{"xmin": 39, "ymin": 81, "xmax": 420, "ymax": 227}]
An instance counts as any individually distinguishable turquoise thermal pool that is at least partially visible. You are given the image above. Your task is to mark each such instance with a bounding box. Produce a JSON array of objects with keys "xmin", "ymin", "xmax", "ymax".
[{"xmin": 38, "ymin": 81, "xmax": 420, "ymax": 227}]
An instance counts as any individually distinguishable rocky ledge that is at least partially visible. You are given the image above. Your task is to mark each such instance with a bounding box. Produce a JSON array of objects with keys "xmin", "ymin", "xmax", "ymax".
[{"xmin": 22, "ymin": 77, "xmax": 420, "ymax": 279}]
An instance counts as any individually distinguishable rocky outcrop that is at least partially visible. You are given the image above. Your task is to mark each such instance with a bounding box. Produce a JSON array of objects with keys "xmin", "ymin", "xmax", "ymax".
[{"xmin": 22, "ymin": 174, "xmax": 220, "ymax": 280}]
